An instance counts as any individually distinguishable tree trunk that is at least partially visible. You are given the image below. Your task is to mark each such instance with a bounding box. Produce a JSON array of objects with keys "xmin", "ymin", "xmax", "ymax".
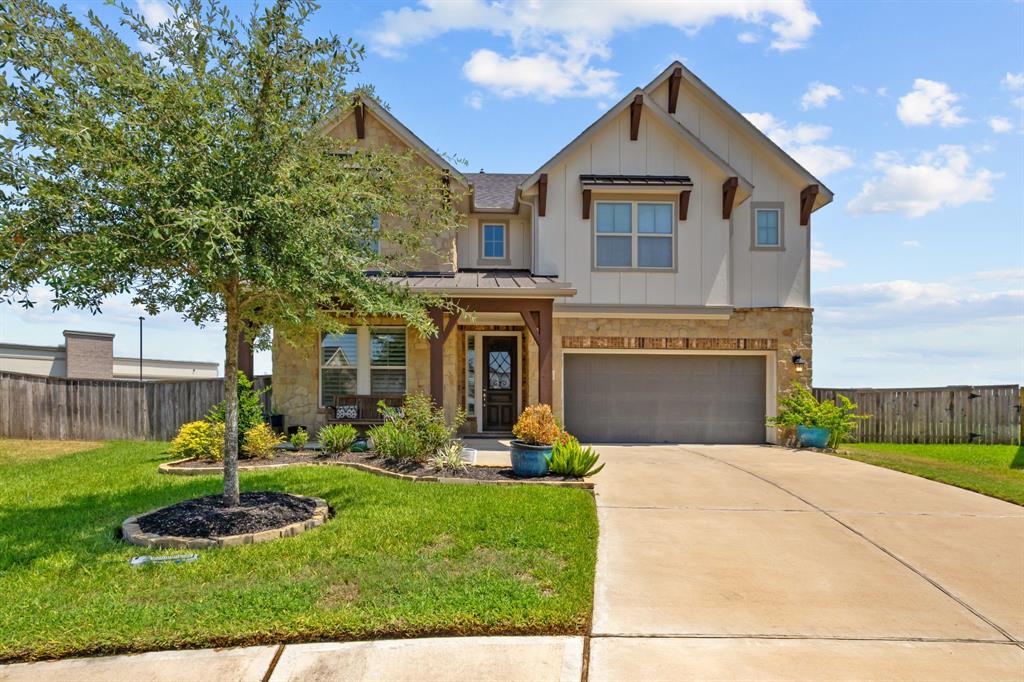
[{"xmin": 222, "ymin": 280, "xmax": 241, "ymax": 506}]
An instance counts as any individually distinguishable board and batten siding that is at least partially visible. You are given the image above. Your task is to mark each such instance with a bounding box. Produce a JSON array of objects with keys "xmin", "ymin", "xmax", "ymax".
[
  {"xmin": 653, "ymin": 79, "xmax": 810, "ymax": 308},
  {"xmin": 456, "ymin": 215, "xmax": 531, "ymax": 270}
]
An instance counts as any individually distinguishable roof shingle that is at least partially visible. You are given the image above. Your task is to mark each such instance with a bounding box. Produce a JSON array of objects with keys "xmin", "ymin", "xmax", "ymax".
[{"xmin": 466, "ymin": 173, "xmax": 529, "ymax": 212}]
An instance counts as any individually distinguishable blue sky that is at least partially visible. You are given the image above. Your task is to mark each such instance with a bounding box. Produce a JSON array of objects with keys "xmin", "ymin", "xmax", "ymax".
[{"xmin": 3, "ymin": 0, "xmax": 1022, "ymax": 386}]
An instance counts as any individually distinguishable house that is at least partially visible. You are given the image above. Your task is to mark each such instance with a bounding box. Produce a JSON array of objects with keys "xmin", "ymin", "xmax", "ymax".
[
  {"xmin": 272, "ymin": 62, "xmax": 832, "ymax": 444},
  {"xmin": 0, "ymin": 330, "xmax": 219, "ymax": 380}
]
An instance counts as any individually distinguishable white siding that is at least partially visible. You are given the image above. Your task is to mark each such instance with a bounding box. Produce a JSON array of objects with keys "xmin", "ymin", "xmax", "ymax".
[{"xmin": 456, "ymin": 215, "xmax": 531, "ymax": 270}]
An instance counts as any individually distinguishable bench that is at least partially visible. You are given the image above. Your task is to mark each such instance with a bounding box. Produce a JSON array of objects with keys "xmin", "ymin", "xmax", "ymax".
[{"xmin": 325, "ymin": 394, "xmax": 403, "ymax": 427}]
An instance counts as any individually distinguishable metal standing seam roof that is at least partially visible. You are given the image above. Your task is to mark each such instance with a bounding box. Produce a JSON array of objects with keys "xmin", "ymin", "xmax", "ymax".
[
  {"xmin": 579, "ymin": 174, "xmax": 693, "ymax": 187},
  {"xmin": 386, "ymin": 270, "xmax": 575, "ymax": 296},
  {"xmin": 466, "ymin": 173, "xmax": 530, "ymax": 212}
]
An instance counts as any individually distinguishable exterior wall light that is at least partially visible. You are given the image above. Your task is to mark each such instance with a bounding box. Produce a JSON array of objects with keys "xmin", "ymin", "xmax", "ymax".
[{"xmin": 792, "ymin": 354, "xmax": 805, "ymax": 373}]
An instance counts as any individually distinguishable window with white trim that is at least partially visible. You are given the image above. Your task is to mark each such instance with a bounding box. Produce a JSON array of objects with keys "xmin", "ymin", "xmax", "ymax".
[
  {"xmin": 320, "ymin": 331, "xmax": 358, "ymax": 407},
  {"xmin": 595, "ymin": 200, "xmax": 675, "ymax": 269},
  {"xmin": 369, "ymin": 327, "xmax": 406, "ymax": 394},
  {"xmin": 320, "ymin": 326, "xmax": 406, "ymax": 407},
  {"xmin": 482, "ymin": 223, "xmax": 506, "ymax": 259},
  {"xmin": 754, "ymin": 208, "xmax": 780, "ymax": 247}
]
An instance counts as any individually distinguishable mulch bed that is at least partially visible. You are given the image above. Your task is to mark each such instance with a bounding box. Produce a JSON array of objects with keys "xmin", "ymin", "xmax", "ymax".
[
  {"xmin": 136, "ymin": 491, "xmax": 317, "ymax": 538},
  {"xmin": 174, "ymin": 450, "xmax": 584, "ymax": 483}
]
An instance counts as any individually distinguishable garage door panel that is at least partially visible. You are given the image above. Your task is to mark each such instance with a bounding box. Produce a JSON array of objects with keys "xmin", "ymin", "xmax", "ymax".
[{"xmin": 564, "ymin": 354, "xmax": 766, "ymax": 444}]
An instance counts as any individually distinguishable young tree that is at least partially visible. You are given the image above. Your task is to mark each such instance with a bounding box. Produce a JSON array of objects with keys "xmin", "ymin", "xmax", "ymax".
[{"xmin": 0, "ymin": 0, "xmax": 461, "ymax": 504}]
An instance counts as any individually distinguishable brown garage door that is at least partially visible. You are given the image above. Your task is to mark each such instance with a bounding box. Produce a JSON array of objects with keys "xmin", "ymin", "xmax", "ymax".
[{"xmin": 564, "ymin": 354, "xmax": 767, "ymax": 444}]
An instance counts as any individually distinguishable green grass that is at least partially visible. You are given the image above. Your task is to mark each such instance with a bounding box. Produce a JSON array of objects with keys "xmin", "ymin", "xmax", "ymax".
[
  {"xmin": 0, "ymin": 440, "xmax": 598, "ymax": 662},
  {"xmin": 837, "ymin": 442, "xmax": 1024, "ymax": 506}
]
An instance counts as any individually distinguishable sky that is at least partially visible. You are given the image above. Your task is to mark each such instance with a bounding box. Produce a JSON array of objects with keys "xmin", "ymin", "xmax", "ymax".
[{"xmin": 2, "ymin": 0, "xmax": 1022, "ymax": 387}]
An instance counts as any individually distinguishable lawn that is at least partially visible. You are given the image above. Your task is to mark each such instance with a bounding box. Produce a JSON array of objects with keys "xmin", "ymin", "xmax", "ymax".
[
  {"xmin": 0, "ymin": 439, "xmax": 598, "ymax": 662},
  {"xmin": 837, "ymin": 442, "xmax": 1024, "ymax": 506}
]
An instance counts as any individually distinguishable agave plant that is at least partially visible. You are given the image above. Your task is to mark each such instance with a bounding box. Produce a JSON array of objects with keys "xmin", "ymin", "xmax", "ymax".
[{"xmin": 546, "ymin": 436, "xmax": 605, "ymax": 478}]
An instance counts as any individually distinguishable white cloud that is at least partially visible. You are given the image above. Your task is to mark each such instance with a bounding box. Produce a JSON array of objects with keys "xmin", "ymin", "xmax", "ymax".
[
  {"xmin": 811, "ymin": 248, "xmax": 845, "ymax": 272},
  {"xmin": 1014, "ymin": 96, "xmax": 1024, "ymax": 110},
  {"xmin": 737, "ymin": 31, "xmax": 759, "ymax": 44},
  {"xmin": 876, "ymin": 87, "xmax": 888, "ymax": 97},
  {"xmin": 847, "ymin": 145, "xmax": 999, "ymax": 218},
  {"xmin": 370, "ymin": 0, "xmax": 820, "ymax": 100},
  {"xmin": 801, "ymin": 82, "xmax": 842, "ymax": 110},
  {"xmin": 897, "ymin": 79, "xmax": 967, "ymax": 127},
  {"xmin": 1002, "ymin": 72, "xmax": 1024, "ymax": 91},
  {"xmin": 136, "ymin": 0, "xmax": 172, "ymax": 26},
  {"xmin": 902, "ymin": 240, "xmax": 921, "ymax": 248},
  {"xmin": 988, "ymin": 116, "xmax": 1013, "ymax": 133},
  {"xmin": 464, "ymin": 92, "xmax": 484, "ymax": 110},
  {"xmin": 743, "ymin": 112, "xmax": 853, "ymax": 178}
]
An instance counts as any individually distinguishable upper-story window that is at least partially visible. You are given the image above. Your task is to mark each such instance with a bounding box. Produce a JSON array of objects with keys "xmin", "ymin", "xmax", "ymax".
[
  {"xmin": 481, "ymin": 222, "xmax": 508, "ymax": 262},
  {"xmin": 368, "ymin": 214, "xmax": 381, "ymax": 255},
  {"xmin": 594, "ymin": 200, "xmax": 675, "ymax": 269},
  {"xmin": 751, "ymin": 203, "xmax": 784, "ymax": 250}
]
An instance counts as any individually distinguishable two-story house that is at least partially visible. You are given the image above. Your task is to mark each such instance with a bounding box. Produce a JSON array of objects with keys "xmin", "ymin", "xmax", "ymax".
[{"xmin": 272, "ymin": 62, "xmax": 833, "ymax": 444}]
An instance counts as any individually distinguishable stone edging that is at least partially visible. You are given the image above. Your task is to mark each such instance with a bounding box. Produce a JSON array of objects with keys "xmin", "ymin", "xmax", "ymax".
[
  {"xmin": 159, "ymin": 457, "xmax": 594, "ymax": 490},
  {"xmin": 121, "ymin": 495, "xmax": 329, "ymax": 549}
]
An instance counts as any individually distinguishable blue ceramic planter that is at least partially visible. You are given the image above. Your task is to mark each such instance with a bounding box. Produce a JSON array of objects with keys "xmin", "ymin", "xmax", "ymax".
[
  {"xmin": 796, "ymin": 426, "xmax": 831, "ymax": 449},
  {"xmin": 510, "ymin": 440, "xmax": 552, "ymax": 477}
]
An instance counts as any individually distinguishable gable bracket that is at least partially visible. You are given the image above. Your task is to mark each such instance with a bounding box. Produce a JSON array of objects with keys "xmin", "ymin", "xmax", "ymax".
[
  {"xmin": 678, "ymin": 189, "xmax": 691, "ymax": 221},
  {"xmin": 800, "ymin": 184, "xmax": 820, "ymax": 226},
  {"xmin": 722, "ymin": 177, "xmax": 739, "ymax": 220},
  {"xmin": 538, "ymin": 173, "xmax": 548, "ymax": 217},
  {"xmin": 582, "ymin": 189, "xmax": 592, "ymax": 220},
  {"xmin": 629, "ymin": 94, "xmax": 643, "ymax": 141},
  {"xmin": 354, "ymin": 100, "xmax": 366, "ymax": 139},
  {"xmin": 668, "ymin": 67, "xmax": 682, "ymax": 114}
]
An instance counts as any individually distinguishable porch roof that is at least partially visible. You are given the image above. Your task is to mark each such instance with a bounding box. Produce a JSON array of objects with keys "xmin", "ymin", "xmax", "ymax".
[{"xmin": 388, "ymin": 270, "xmax": 576, "ymax": 297}]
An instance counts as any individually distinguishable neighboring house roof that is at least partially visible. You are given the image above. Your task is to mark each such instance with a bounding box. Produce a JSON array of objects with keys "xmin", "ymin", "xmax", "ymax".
[
  {"xmin": 466, "ymin": 173, "xmax": 530, "ymax": 212},
  {"xmin": 318, "ymin": 96, "xmax": 469, "ymax": 187},
  {"xmin": 517, "ymin": 87, "xmax": 754, "ymax": 198},
  {"xmin": 643, "ymin": 62, "xmax": 834, "ymax": 211},
  {"xmin": 387, "ymin": 270, "xmax": 576, "ymax": 297}
]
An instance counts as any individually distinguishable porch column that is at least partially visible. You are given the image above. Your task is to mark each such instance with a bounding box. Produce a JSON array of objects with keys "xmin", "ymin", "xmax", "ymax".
[
  {"xmin": 237, "ymin": 335, "xmax": 254, "ymax": 379},
  {"xmin": 538, "ymin": 299, "xmax": 553, "ymax": 406},
  {"xmin": 428, "ymin": 308, "xmax": 444, "ymax": 407}
]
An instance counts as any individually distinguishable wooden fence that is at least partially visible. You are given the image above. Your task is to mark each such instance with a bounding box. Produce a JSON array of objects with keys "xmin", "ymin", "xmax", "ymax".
[
  {"xmin": 0, "ymin": 371, "xmax": 272, "ymax": 442},
  {"xmin": 813, "ymin": 385, "xmax": 1022, "ymax": 445}
]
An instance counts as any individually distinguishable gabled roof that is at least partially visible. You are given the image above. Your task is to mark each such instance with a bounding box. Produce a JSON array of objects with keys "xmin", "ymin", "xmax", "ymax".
[
  {"xmin": 644, "ymin": 62, "xmax": 833, "ymax": 211},
  {"xmin": 318, "ymin": 96, "xmax": 469, "ymax": 187},
  {"xmin": 518, "ymin": 88, "xmax": 753, "ymax": 198},
  {"xmin": 466, "ymin": 173, "xmax": 530, "ymax": 212}
]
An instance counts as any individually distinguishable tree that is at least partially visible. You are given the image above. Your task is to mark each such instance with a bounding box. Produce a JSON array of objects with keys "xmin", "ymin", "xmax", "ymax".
[{"xmin": 0, "ymin": 0, "xmax": 461, "ymax": 504}]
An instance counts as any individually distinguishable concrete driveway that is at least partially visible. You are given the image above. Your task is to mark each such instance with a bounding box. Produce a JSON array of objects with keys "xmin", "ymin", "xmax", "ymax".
[{"xmin": 589, "ymin": 444, "xmax": 1024, "ymax": 681}]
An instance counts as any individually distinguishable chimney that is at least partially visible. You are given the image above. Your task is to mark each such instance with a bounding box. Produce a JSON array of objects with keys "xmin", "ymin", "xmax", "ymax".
[{"xmin": 63, "ymin": 330, "xmax": 114, "ymax": 379}]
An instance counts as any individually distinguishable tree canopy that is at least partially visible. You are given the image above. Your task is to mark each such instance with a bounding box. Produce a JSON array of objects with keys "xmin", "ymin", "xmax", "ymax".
[{"xmin": 0, "ymin": 0, "xmax": 462, "ymax": 503}]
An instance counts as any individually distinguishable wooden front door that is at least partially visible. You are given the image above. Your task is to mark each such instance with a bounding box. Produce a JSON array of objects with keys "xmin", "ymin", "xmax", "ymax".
[{"xmin": 482, "ymin": 336, "xmax": 517, "ymax": 431}]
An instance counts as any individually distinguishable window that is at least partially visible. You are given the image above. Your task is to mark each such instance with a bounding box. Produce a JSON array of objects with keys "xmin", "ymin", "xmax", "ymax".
[
  {"xmin": 369, "ymin": 327, "xmax": 406, "ymax": 394},
  {"xmin": 368, "ymin": 214, "xmax": 381, "ymax": 255},
  {"xmin": 320, "ymin": 326, "xmax": 406, "ymax": 407},
  {"xmin": 466, "ymin": 335, "xmax": 476, "ymax": 417},
  {"xmin": 320, "ymin": 331, "xmax": 358, "ymax": 407},
  {"xmin": 595, "ymin": 200, "xmax": 674, "ymax": 269},
  {"xmin": 482, "ymin": 223, "xmax": 506, "ymax": 260},
  {"xmin": 751, "ymin": 203, "xmax": 785, "ymax": 250}
]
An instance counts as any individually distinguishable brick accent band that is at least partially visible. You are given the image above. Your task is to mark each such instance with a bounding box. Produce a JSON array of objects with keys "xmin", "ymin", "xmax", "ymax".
[{"xmin": 561, "ymin": 336, "xmax": 778, "ymax": 351}]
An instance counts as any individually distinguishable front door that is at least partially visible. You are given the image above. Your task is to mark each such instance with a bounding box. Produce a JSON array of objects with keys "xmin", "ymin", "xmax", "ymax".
[{"xmin": 482, "ymin": 336, "xmax": 517, "ymax": 431}]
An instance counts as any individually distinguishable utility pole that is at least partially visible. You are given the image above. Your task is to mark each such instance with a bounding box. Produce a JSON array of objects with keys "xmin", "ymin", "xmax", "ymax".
[{"xmin": 138, "ymin": 316, "xmax": 144, "ymax": 382}]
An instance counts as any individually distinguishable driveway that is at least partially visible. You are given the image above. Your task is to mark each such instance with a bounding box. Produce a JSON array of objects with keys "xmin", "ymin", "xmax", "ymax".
[{"xmin": 589, "ymin": 444, "xmax": 1024, "ymax": 681}]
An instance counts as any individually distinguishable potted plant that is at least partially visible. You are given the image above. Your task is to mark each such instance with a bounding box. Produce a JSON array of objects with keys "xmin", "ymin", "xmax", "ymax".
[
  {"xmin": 767, "ymin": 383, "xmax": 867, "ymax": 449},
  {"xmin": 510, "ymin": 404, "xmax": 560, "ymax": 477}
]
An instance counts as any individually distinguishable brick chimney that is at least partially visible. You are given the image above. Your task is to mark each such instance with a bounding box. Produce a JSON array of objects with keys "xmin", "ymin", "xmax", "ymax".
[{"xmin": 63, "ymin": 330, "xmax": 115, "ymax": 379}]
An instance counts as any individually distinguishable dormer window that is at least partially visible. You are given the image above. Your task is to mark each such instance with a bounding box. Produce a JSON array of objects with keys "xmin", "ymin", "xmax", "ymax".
[
  {"xmin": 480, "ymin": 222, "xmax": 510, "ymax": 264},
  {"xmin": 594, "ymin": 200, "xmax": 675, "ymax": 270}
]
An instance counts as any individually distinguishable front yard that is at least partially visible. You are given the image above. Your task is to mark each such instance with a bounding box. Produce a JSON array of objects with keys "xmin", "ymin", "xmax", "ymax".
[
  {"xmin": 837, "ymin": 442, "xmax": 1024, "ymax": 505},
  {"xmin": 0, "ymin": 439, "xmax": 598, "ymax": 662}
]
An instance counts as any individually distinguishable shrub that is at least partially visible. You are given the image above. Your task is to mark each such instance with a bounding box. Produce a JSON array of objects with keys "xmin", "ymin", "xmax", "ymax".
[
  {"xmin": 373, "ymin": 393, "xmax": 465, "ymax": 461},
  {"xmin": 170, "ymin": 420, "xmax": 220, "ymax": 461},
  {"xmin": 512, "ymin": 404, "xmax": 560, "ymax": 446},
  {"xmin": 367, "ymin": 421, "xmax": 422, "ymax": 459},
  {"xmin": 207, "ymin": 372, "xmax": 267, "ymax": 443},
  {"xmin": 547, "ymin": 435, "xmax": 605, "ymax": 477},
  {"xmin": 241, "ymin": 422, "xmax": 282, "ymax": 459},
  {"xmin": 207, "ymin": 421, "xmax": 225, "ymax": 461},
  {"xmin": 290, "ymin": 427, "xmax": 309, "ymax": 451},
  {"xmin": 318, "ymin": 423, "xmax": 358, "ymax": 454},
  {"xmin": 767, "ymin": 383, "xmax": 869, "ymax": 448},
  {"xmin": 428, "ymin": 440, "xmax": 467, "ymax": 473}
]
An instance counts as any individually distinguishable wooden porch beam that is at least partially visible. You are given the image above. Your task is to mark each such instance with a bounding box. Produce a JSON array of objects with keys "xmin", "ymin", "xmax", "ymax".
[
  {"xmin": 428, "ymin": 308, "xmax": 444, "ymax": 407},
  {"xmin": 722, "ymin": 176, "xmax": 739, "ymax": 220},
  {"xmin": 538, "ymin": 300, "xmax": 552, "ymax": 406},
  {"xmin": 629, "ymin": 94, "xmax": 643, "ymax": 141},
  {"xmin": 538, "ymin": 173, "xmax": 548, "ymax": 217},
  {"xmin": 354, "ymin": 100, "xmax": 366, "ymax": 140},
  {"xmin": 668, "ymin": 67, "xmax": 682, "ymax": 114},
  {"xmin": 800, "ymin": 184, "xmax": 819, "ymax": 226},
  {"xmin": 519, "ymin": 310, "xmax": 541, "ymax": 345},
  {"xmin": 678, "ymin": 189, "xmax": 691, "ymax": 221},
  {"xmin": 237, "ymin": 335, "xmax": 254, "ymax": 379},
  {"xmin": 582, "ymin": 189, "xmax": 592, "ymax": 220},
  {"xmin": 440, "ymin": 309, "xmax": 461, "ymax": 343}
]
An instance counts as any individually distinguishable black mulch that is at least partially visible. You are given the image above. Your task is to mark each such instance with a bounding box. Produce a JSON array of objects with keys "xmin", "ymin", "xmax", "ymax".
[
  {"xmin": 137, "ymin": 491, "xmax": 317, "ymax": 538},
  {"xmin": 174, "ymin": 451, "xmax": 345, "ymax": 468}
]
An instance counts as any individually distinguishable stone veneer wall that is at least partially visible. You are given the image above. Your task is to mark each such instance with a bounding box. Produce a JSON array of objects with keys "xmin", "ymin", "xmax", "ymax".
[{"xmin": 551, "ymin": 307, "xmax": 812, "ymax": 423}]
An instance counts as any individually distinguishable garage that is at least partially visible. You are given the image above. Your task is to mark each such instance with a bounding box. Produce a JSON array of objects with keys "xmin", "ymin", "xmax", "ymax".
[{"xmin": 563, "ymin": 353, "xmax": 767, "ymax": 444}]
